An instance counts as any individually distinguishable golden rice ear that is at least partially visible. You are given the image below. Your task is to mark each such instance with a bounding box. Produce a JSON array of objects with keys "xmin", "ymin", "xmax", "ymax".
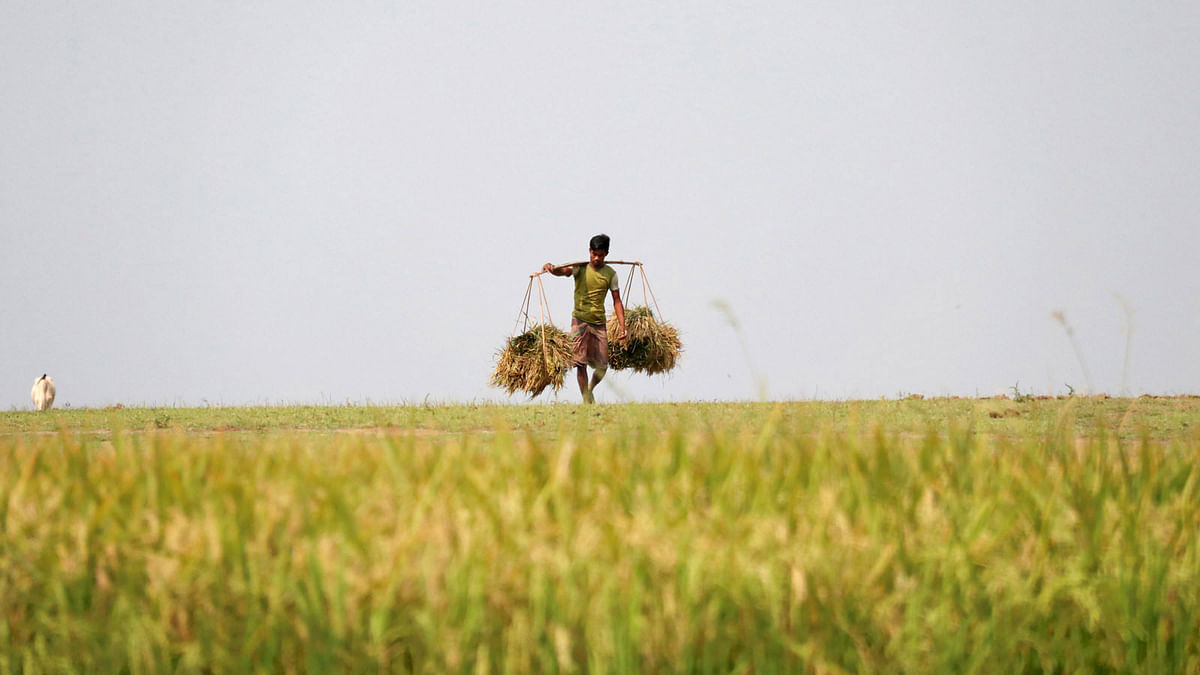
[{"xmin": 490, "ymin": 324, "xmax": 575, "ymax": 397}]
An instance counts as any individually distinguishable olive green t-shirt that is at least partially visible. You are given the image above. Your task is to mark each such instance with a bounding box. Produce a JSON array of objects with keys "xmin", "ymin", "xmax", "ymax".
[{"xmin": 572, "ymin": 264, "xmax": 618, "ymax": 325}]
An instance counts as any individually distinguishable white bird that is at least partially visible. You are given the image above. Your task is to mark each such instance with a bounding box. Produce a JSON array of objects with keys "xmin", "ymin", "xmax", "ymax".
[{"xmin": 31, "ymin": 374, "xmax": 56, "ymax": 411}]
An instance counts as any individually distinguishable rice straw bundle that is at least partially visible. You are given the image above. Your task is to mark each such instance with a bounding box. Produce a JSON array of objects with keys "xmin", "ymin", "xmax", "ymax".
[
  {"xmin": 490, "ymin": 324, "xmax": 575, "ymax": 397},
  {"xmin": 608, "ymin": 306, "xmax": 682, "ymax": 375}
]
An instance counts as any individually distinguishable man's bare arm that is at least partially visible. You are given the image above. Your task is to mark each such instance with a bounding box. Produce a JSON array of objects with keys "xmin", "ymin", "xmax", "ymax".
[
  {"xmin": 611, "ymin": 289, "xmax": 626, "ymax": 340},
  {"xmin": 542, "ymin": 262, "xmax": 577, "ymax": 277}
]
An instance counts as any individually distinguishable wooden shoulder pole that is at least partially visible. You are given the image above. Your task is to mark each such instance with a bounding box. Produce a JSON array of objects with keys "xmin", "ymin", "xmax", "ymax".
[{"xmin": 530, "ymin": 261, "xmax": 642, "ymax": 277}]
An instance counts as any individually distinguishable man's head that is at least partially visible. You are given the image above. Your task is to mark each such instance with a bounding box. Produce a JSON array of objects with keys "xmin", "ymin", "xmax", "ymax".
[
  {"xmin": 588, "ymin": 234, "xmax": 610, "ymax": 268},
  {"xmin": 589, "ymin": 234, "xmax": 610, "ymax": 252}
]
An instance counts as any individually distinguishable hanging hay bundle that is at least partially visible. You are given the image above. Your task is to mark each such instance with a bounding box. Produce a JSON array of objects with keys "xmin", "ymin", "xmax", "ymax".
[
  {"xmin": 490, "ymin": 324, "xmax": 575, "ymax": 397},
  {"xmin": 608, "ymin": 306, "xmax": 682, "ymax": 375}
]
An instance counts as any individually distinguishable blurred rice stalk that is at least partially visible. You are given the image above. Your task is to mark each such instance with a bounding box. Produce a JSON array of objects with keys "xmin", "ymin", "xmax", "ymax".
[{"xmin": 1, "ymin": 420, "xmax": 1198, "ymax": 672}]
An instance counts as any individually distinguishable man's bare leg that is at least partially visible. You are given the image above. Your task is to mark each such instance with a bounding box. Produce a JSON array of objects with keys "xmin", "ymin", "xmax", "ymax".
[
  {"xmin": 589, "ymin": 366, "xmax": 607, "ymax": 398},
  {"xmin": 577, "ymin": 365, "xmax": 594, "ymax": 404}
]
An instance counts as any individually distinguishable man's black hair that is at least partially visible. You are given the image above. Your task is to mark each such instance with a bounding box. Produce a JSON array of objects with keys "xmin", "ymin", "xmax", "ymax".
[{"xmin": 589, "ymin": 234, "xmax": 610, "ymax": 251}]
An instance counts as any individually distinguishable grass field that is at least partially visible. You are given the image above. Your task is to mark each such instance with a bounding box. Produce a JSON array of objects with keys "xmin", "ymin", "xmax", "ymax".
[
  {"xmin": 2, "ymin": 398, "xmax": 1199, "ymax": 672},
  {"xmin": 4, "ymin": 395, "xmax": 1199, "ymax": 438}
]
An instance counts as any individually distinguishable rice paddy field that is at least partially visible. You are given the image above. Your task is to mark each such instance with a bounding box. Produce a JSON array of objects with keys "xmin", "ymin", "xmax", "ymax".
[{"xmin": 2, "ymin": 396, "xmax": 1199, "ymax": 673}]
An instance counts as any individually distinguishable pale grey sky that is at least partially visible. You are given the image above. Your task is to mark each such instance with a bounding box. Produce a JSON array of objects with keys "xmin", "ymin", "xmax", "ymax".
[{"xmin": 3, "ymin": 1, "xmax": 1198, "ymax": 408}]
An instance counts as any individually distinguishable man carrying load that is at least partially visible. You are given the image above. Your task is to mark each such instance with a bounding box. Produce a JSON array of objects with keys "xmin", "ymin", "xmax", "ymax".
[{"xmin": 543, "ymin": 234, "xmax": 627, "ymax": 404}]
